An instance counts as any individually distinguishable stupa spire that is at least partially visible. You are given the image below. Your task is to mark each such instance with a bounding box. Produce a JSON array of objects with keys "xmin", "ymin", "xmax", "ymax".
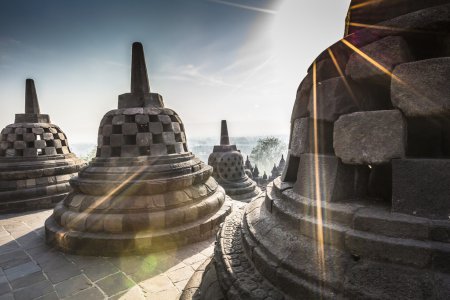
[
  {"xmin": 220, "ymin": 120, "xmax": 230, "ymax": 146},
  {"xmin": 25, "ymin": 79, "xmax": 40, "ymax": 114},
  {"xmin": 131, "ymin": 42, "xmax": 150, "ymax": 94}
]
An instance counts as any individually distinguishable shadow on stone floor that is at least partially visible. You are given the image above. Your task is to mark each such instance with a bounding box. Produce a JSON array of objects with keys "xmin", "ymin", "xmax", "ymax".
[{"xmin": 0, "ymin": 210, "xmax": 215, "ymax": 300}]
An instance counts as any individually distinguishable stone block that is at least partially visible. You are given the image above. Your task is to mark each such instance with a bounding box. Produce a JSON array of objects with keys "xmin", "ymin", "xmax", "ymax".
[
  {"xmin": 150, "ymin": 144, "xmax": 167, "ymax": 156},
  {"xmin": 53, "ymin": 140, "xmax": 62, "ymax": 148},
  {"xmin": 149, "ymin": 122, "xmax": 163, "ymax": 134},
  {"xmin": 307, "ymin": 77, "xmax": 383, "ymax": 122},
  {"xmin": 122, "ymin": 123, "xmax": 138, "ymax": 135},
  {"xmin": 391, "ymin": 58, "xmax": 450, "ymax": 117},
  {"xmin": 162, "ymin": 132, "xmax": 176, "ymax": 144},
  {"xmin": 102, "ymin": 125, "xmax": 112, "ymax": 136},
  {"xmin": 135, "ymin": 114, "xmax": 149, "ymax": 124},
  {"xmin": 104, "ymin": 215, "xmax": 123, "ymax": 233},
  {"xmin": 334, "ymin": 110, "xmax": 406, "ymax": 165},
  {"xmin": 136, "ymin": 133, "xmax": 152, "ymax": 146},
  {"xmin": 293, "ymin": 154, "xmax": 368, "ymax": 202},
  {"xmin": 32, "ymin": 128, "xmax": 44, "ymax": 134},
  {"xmin": 171, "ymin": 122, "xmax": 181, "ymax": 133},
  {"xmin": 346, "ymin": 36, "xmax": 414, "ymax": 84},
  {"xmin": 43, "ymin": 133, "xmax": 53, "ymax": 140},
  {"xmin": 121, "ymin": 145, "xmax": 140, "ymax": 157},
  {"xmin": 158, "ymin": 115, "xmax": 171, "ymax": 124},
  {"xmin": 392, "ymin": 158, "xmax": 450, "ymax": 219},
  {"xmin": 291, "ymin": 76, "xmax": 311, "ymax": 122},
  {"xmin": 45, "ymin": 147, "xmax": 57, "ymax": 156},
  {"xmin": 110, "ymin": 134, "xmax": 124, "ymax": 147},
  {"xmin": 7, "ymin": 134, "xmax": 15, "ymax": 142},
  {"xmin": 23, "ymin": 133, "xmax": 35, "ymax": 142},
  {"xmin": 112, "ymin": 115, "xmax": 125, "ymax": 125},
  {"xmin": 5, "ymin": 149, "xmax": 15, "ymax": 157},
  {"xmin": 34, "ymin": 140, "xmax": 46, "ymax": 149},
  {"xmin": 23, "ymin": 148, "xmax": 37, "ymax": 157},
  {"xmin": 290, "ymin": 117, "xmax": 334, "ymax": 156},
  {"xmin": 14, "ymin": 141, "xmax": 26, "ymax": 150}
]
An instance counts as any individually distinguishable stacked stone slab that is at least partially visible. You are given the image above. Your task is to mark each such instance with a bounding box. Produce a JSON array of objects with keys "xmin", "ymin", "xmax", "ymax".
[
  {"xmin": 183, "ymin": 1, "xmax": 450, "ymax": 299},
  {"xmin": 208, "ymin": 120, "xmax": 260, "ymax": 202},
  {"xmin": 45, "ymin": 43, "xmax": 232, "ymax": 255},
  {"xmin": 0, "ymin": 80, "xmax": 86, "ymax": 212}
]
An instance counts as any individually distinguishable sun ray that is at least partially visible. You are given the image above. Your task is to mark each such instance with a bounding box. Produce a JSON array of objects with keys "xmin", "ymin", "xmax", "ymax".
[
  {"xmin": 327, "ymin": 48, "xmax": 359, "ymax": 106},
  {"xmin": 350, "ymin": 0, "xmax": 383, "ymax": 10},
  {"xmin": 346, "ymin": 22, "xmax": 439, "ymax": 34},
  {"xmin": 312, "ymin": 60, "xmax": 326, "ymax": 279}
]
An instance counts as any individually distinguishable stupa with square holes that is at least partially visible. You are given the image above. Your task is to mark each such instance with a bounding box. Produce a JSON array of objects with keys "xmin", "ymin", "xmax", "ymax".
[
  {"xmin": 182, "ymin": 1, "xmax": 450, "ymax": 299},
  {"xmin": 207, "ymin": 120, "xmax": 260, "ymax": 202},
  {"xmin": 0, "ymin": 79, "xmax": 86, "ymax": 213},
  {"xmin": 45, "ymin": 42, "xmax": 232, "ymax": 255}
]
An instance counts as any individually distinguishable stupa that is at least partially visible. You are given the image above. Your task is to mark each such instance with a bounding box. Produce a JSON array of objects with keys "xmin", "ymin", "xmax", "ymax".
[
  {"xmin": 45, "ymin": 42, "xmax": 232, "ymax": 255},
  {"xmin": 0, "ymin": 79, "xmax": 86, "ymax": 212},
  {"xmin": 182, "ymin": 1, "xmax": 450, "ymax": 299},
  {"xmin": 208, "ymin": 120, "xmax": 260, "ymax": 202}
]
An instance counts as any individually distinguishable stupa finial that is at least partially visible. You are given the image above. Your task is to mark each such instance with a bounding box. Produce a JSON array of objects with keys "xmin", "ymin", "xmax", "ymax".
[
  {"xmin": 131, "ymin": 42, "xmax": 150, "ymax": 94},
  {"xmin": 25, "ymin": 79, "xmax": 40, "ymax": 114},
  {"xmin": 220, "ymin": 120, "xmax": 230, "ymax": 146}
]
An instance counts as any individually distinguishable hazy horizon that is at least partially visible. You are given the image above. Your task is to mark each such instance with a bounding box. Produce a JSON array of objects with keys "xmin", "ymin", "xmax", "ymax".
[{"xmin": 0, "ymin": 0, "xmax": 351, "ymax": 144}]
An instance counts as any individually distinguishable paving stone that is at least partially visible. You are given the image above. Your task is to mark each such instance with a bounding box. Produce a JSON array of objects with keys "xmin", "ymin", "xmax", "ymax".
[
  {"xmin": 64, "ymin": 287, "xmax": 104, "ymax": 300},
  {"xmin": 166, "ymin": 265, "xmax": 194, "ymax": 283},
  {"xmin": 147, "ymin": 287, "xmax": 180, "ymax": 300},
  {"xmin": 0, "ymin": 294, "xmax": 13, "ymax": 300},
  {"xmin": 96, "ymin": 272, "xmax": 135, "ymax": 297},
  {"xmin": 4, "ymin": 261, "xmax": 40, "ymax": 282},
  {"xmin": 10, "ymin": 271, "xmax": 46, "ymax": 290},
  {"xmin": 36, "ymin": 291, "xmax": 58, "ymax": 300},
  {"xmin": 0, "ymin": 250, "xmax": 30, "ymax": 269},
  {"xmin": 42, "ymin": 260, "xmax": 81, "ymax": 284},
  {"xmin": 13, "ymin": 280, "xmax": 53, "ymax": 300},
  {"xmin": 81, "ymin": 260, "xmax": 120, "ymax": 282},
  {"xmin": 55, "ymin": 274, "xmax": 92, "ymax": 298},
  {"xmin": 139, "ymin": 275, "xmax": 174, "ymax": 293}
]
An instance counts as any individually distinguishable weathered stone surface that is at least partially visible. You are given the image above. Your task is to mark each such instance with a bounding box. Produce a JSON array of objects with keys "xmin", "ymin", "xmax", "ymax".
[
  {"xmin": 392, "ymin": 158, "xmax": 450, "ymax": 219},
  {"xmin": 334, "ymin": 110, "xmax": 406, "ymax": 165},
  {"xmin": 391, "ymin": 58, "xmax": 450, "ymax": 117},
  {"xmin": 290, "ymin": 117, "xmax": 334, "ymax": 156},
  {"xmin": 346, "ymin": 36, "xmax": 414, "ymax": 84},
  {"xmin": 308, "ymin": 77, "xmax": 384, "ymax": 122},
  {"xmin": 293, "ymin": 154, "xmax": 368, "ymax": 202},
  {"xmin": 0, "ymin": 80, "xmax": 86, "ymax": 213},
  {"xmin": 208, "ymin": 120, "xmax": 260, "ymax": 202},
  {"xmin": 45, "ymin": 42, "xmax": 232, "ymax": 256}
]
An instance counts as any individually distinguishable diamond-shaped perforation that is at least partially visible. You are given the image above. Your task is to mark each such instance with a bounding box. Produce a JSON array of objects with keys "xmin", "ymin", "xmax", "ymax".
[{"xmin": 97, "ymin": 112, "xmax": 189, "ymax": 158}]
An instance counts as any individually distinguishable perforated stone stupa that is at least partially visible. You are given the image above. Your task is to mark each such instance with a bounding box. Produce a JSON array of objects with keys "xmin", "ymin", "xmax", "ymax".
[
  {"xmin": 208, "ymin": 120, "xmax": 260, "ymax": 202},
  {"xmin": 0, "ymin": 79, "xmax": 86, "ymax": 212},
  {"xmin": 45, "ymin": 42, "xmax": 232, "ymax": 255},
  {"xmin": 182, "ymin": 1, "xmax": 450, "ymax": 299}
]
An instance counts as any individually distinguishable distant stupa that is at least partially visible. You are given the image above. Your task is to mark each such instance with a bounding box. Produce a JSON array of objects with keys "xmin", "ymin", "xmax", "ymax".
[
  {"xmin": 208, "ymin": 120, "xmax": 260, "ymax": 202},
  {"xmin": 0, "ymin": 79, "xmax": 86, "ymax": 212},
  {"xmin": 45, "ymin": 42, "xmax": 232, "ymax": 255}
]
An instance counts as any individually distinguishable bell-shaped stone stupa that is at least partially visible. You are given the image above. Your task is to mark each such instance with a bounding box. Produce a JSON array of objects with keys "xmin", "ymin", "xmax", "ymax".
[
  {"xmin": 0, "ymin": 79, "xmax": 86, "ymax": 212},
  {"xmin": 207, "ymin": 120, "xmax": 260, "ymax": 202},
  {"xmin": 45, "ymin": 42, "xmax": 232, "ymax": 255},
  {"xmin": 182, "ymin": 1, "xmax": 450, "ymax": 299}
]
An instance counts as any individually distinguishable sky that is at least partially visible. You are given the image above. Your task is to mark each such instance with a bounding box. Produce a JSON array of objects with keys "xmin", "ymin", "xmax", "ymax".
[{"xmin": 0, "ymin": 0, "xmax": 351, "ymax": 144}]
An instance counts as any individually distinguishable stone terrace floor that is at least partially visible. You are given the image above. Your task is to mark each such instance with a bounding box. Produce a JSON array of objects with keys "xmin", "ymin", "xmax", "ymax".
[{"xmin": 0, "ymin": 207, "xmax": 234, "ymax": 300}]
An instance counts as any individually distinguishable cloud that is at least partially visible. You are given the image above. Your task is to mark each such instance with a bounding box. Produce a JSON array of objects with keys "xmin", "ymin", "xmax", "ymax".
[{"xmin": 207, "ymin": 0, "xmax": 277, "ymax": 15}]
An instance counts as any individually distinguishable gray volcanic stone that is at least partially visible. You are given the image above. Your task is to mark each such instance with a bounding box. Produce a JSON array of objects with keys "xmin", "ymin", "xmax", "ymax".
[
  {"xmin": 391, "ymin": 58, "xmax": 450, "ymax": 117},
  {"xmin": 308, "ymin": 77, "xmax": 383, "ymax": 122},
  {"xmin": 334, "ymin": 110, "xmax": 406, "ymax": 165},
  {"xmin": 346, "ymin": 36, "xmax": 414, "ymax": 84},
  {"xmin": 290, "ymin": 117, "xmax": 334, "ymax": 156},
  {"xmin": 293, "ymin": 154, "xmax": 368, "ymax": 202},
  {"xmin": 392, "ymin": 158, "xmax": 450, "ymax": 220}
]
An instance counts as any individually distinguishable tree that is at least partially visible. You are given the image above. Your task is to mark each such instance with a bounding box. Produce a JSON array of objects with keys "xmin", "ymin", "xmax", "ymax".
[
  {"xmin": 80, "ymin": 147, "xmax": 97, "ymax": 163},
  {"xmin": 250, "ymin": 137, "xmax": 286, "ymax": 175}
]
